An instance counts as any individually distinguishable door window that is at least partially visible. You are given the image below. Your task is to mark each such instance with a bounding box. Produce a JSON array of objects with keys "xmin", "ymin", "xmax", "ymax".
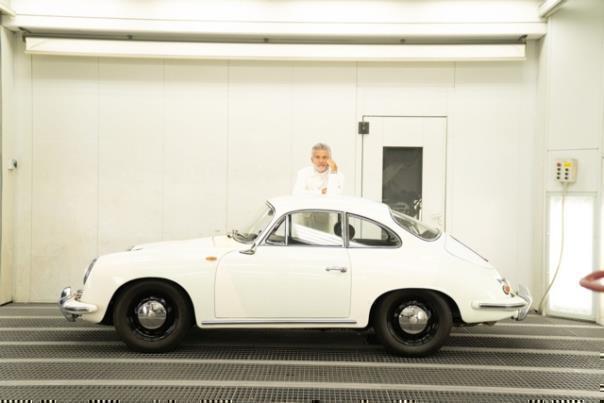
[
  {"xmin": 266, "ymin": 211, "xmax": 344, "ymax": 247},
  {"xmin": 347, "ymin": 214, "xmax": 401, "ymax": 248}
]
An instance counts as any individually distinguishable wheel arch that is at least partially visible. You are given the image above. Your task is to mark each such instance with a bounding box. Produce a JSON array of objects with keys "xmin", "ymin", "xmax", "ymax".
[
  {"xmin": 100, "ymin": 277, "xmax": 196, "ymax": 325},
  {"xmin": 367, "ymin": 288, "xmax": 462, "ymax": 327}
]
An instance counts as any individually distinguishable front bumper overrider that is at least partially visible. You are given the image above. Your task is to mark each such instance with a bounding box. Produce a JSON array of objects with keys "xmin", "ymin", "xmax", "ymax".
[{"xmin": 59, "ymin": 287, "xmax": 98, "ymax": 322}]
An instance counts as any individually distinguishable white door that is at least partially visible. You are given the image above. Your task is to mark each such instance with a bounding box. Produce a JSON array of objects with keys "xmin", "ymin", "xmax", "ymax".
[
  {"xmin": 362, "ymin": 117, "xmax": 447, "ymax": 230},
  {"xmin": 214, "ymin": 211, "xmax": 351, "ymax": 319}
]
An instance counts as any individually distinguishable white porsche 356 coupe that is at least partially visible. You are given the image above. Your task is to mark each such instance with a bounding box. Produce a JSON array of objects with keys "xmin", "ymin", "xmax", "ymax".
[{"xmin": 60, "ymin": 195, "xmax": 531, "ymax": 356}]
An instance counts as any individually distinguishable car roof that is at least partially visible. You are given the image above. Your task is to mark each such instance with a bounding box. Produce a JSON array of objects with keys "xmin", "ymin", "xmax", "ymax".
[{"xmin": 267, "ymin": 195, "xmax": 392, "ymax": 221}]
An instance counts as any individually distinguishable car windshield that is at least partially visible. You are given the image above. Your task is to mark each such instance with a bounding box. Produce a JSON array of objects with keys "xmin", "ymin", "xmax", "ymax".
[
  {"xmin": 390, "ymin": 209, "xmax": 441, "ymax": 241},
  {"xmin": 232, "ymin": 203, "xmax": 275, "ymax": 244}
]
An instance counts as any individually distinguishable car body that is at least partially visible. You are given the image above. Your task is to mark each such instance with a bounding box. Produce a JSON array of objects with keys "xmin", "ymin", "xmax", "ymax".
[{"xmin": 60, "ymin": 195, "xmax": 532, "ymax": 355}]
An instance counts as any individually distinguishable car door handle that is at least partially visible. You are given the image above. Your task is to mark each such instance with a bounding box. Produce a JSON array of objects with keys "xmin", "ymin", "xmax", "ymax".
[{"xmin": 325, "ymin": 266, "xmax": 348, "ymax": 273}]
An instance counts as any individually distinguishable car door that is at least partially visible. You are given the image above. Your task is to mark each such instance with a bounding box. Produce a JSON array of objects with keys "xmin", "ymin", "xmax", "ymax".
[
  {"xmin": 344, "ymin": 213, "xmax": 404, "ymax": 304},
  {"xmin": 214, "ymin": 210, "xmax": 351, "ymax": 319}
]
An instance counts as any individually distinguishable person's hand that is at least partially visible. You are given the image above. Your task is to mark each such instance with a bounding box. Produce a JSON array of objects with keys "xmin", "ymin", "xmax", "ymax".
[
  {"xmin": 321, "ymin": 187, "xmax": 327, "ymax": 194},
  {"xmin": 327, "ymin": 159, "xmax": 338, "ymax": 173}
]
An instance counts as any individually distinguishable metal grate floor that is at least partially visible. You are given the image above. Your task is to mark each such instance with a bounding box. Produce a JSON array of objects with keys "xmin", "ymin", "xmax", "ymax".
[
  {"xmin": 0, "ymin": 304, "xmax": 602, "ymax": 402},
  {"xmin": 0, "ymin": 386, "xmax": 598, "ymax": 403}
]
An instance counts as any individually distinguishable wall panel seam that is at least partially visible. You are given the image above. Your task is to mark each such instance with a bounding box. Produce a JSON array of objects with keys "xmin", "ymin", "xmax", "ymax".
[
  {"xmin": 161, "ymin": 59, "xmax": 166, "ymax": 240},
  {"xmin": 96, "ymin": 57, "xmax": 100, "ymax": 257},
  {"xmin": 28, "ymin": 54, "xmax": 33, "ymax": 303},
  {"xmin": 225, "ymin": 60, "xmax": 230, "ymax": 232}
]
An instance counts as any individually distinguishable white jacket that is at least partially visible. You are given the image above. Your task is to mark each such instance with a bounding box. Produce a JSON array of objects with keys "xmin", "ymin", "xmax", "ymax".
[{"xmin": 292, "ymin": 166, "xmax": 344, "ymax": 195}]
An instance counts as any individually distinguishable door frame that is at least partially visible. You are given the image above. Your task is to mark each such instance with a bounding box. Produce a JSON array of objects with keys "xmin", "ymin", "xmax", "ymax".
[{"xmin": 355, "ymin": 114, "xmax": 449, "ymax": 230}]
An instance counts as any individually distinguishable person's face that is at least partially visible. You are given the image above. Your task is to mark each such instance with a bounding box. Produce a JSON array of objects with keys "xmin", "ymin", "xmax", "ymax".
[{"xmin": 311, "ymin": 149, "xmax": 330, "ymax": 172}]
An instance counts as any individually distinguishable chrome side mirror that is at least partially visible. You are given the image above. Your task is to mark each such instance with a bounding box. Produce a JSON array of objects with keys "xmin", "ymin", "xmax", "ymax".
[{"xmin": 239, "ymin": 243, "xmax": 257, "ymax": 255}]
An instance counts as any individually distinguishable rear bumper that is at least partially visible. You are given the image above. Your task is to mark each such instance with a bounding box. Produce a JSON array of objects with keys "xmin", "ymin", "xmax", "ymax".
[
  {"xmin": 471, "ymin": 284, "xmax": 533, "ymax": 321},
  {"xmin": 59, "ymin": 287, "xmax": 98, "ymax": 322}
]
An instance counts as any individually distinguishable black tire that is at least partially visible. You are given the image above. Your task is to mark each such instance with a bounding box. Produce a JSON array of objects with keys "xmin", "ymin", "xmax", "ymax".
[
  {"xmin": 113, "ymin": 280, "xmax": 192, "ymax": 353},
  {"xmin": 373, "ymin": 290, "xmax": 452, "ymax": 356}
]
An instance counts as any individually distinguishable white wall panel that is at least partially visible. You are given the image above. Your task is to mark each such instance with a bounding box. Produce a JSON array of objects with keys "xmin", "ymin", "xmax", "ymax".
[
  {"xmin": 30, "ymin": 55, "xmax": 98, "ymax": 300},
  {"xmin": 357, "ymin": 63, "xmax": 455, "ymax": 88},
  {"xmin": 98, "ymin": 59, "xmax": 163, "ymax": 254},
  {"xmin": 227, "ymin": 61, "xmax": 294, "ymax": 230},
  {"xmin": 356, "ymin": 63, "xmax": 452, "ymax": 118},
  {"xmin": 449, "ymin": 57, "xmax": 537, "ymax": 289},
  {"xmin": 291, "ymin": 63, "xmax": 357, "ymax": 195},
  {"xmin": 0, "ymin": 28, "xmax": 16, "ymax": 304},
  {"xmin": 12, "ymin": 36, "xmax": 32, "ymax": 301},
  {"xmin": 163, "ymin": 60, "xmax": 228, "ymax": 240},
  {"xmin": 546, "ymin": 0, "xmax": 604, "ymax": 150}
]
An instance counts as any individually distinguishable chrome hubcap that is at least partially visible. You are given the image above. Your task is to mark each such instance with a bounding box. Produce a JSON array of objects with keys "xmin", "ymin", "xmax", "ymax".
[
  {"xmin": 136, "ymin": 300, "xmax": 167, "ymax": 330},
  {"xmin": 398, "ymin": 304, "xmax": 429, "ymax": 334}
]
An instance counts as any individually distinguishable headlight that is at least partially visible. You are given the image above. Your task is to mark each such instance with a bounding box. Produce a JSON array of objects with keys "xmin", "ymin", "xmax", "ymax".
[{"xmin": 83, "ymin": 258, "xmax": 97, "ymax": 285}]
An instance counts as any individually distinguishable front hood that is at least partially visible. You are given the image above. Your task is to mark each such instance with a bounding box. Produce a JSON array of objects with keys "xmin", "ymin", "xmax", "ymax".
[{"xmin": 130, "ymin": 235, "xmax": 239, "ymax": 251}]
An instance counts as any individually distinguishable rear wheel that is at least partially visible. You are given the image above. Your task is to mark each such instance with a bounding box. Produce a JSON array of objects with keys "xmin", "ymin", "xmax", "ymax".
[
  {"xmin": 374, "ymin": 290, "xmax": 452, "ymax": 356},
  {"xmin": 113, "ymin": 280, "xmax": 192, "ymax": 353}
]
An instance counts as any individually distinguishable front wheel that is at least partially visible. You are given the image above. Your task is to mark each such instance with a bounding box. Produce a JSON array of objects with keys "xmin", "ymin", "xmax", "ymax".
[
  {"xmin": 374, "ymin": 290, "xmax": 452, "ymax": 356},
  {"xmin": 113, "ymin": 280, "xmax": 192, "ymax": 353}
]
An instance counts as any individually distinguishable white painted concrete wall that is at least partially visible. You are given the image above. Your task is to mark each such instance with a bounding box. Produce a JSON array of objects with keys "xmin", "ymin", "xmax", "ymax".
[{"xmin": 5, "ymin": 33, "xmax": 539, "ymax": 302}]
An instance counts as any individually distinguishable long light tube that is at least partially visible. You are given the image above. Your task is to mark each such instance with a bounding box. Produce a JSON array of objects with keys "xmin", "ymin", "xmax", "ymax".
[{"xmin": 25, "ymin": 37, "xmax": 526, "ymax": 62}]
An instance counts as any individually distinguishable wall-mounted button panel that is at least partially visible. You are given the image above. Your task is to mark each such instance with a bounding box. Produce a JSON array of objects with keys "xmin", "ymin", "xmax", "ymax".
[{"xmin": 554, "ymin": 159, "xmax": 577, "ymax": 183}]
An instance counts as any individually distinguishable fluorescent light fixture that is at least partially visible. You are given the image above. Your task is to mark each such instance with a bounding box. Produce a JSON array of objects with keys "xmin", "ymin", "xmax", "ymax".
[
  {"xmin": 0, "ymin": 2, "xmax": 15, "ymax": 16},
  {"xmin": 7, "ymin": 16, "xmax": 547, "ymax": 40},
  {"xmin": 539, "ymin": 0, "xmax": 567, "ymax": 18},
  {"xmin": 25, "ymin": 37, "xmax": 525, "ymax": 62},
  {"xmin": 547, "ymin": 194, "xmax": 595, "ymax": 318}
]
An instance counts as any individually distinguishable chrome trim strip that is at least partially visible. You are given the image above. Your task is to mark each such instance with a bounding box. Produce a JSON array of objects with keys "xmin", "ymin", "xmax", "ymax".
[
  {"xmin": 201, "ymin": 319, "xmax": 357, "ymax": 325},
  {"xmin": 476, "ymin": 302, "xmax": 527, "ymax": 309}
]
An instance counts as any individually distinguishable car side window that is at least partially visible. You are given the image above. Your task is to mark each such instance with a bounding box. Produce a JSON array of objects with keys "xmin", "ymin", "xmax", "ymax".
[
  {"xmin": 347, "ymin": 214, "xmax": 401, "ymax": 248},
  {"xmin": 288, "ymin": 211, "xmax": 344, "ymax": 247}
]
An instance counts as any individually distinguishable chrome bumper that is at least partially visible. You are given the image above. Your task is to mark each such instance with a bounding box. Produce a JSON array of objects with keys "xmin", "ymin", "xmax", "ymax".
[
  {"xmin": 514, "ymin": 284, "xmax": 533, "ymax": 321},
  {"xmin": 472, "ymin": 284, "xmax": 533, "ymax": 321},
  {"xmin": 59, "ymin": 287, "xmax": 98, "ymax": 322}
]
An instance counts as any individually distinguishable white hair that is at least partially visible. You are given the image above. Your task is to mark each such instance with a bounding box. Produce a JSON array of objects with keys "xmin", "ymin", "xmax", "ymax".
[{"xmin": 311, "ymin": 142, "xmax": 332, "ymax": 157}]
